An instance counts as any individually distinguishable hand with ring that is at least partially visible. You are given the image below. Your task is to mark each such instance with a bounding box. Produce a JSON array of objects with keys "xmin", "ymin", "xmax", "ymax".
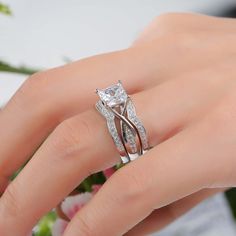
[{"xmin": 1, "ymin": 13, "xmax": 236, "ymax": 236}]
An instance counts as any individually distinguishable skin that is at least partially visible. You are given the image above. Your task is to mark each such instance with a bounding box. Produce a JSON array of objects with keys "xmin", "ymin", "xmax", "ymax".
[{"xmin": 0, "ymin": 12, "xmax": 236, "ymax": 235}]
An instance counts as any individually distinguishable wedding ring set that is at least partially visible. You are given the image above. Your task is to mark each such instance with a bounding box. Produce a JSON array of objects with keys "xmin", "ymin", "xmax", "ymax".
[{"xmin": 95, "ymin": 81, "xmax": 149, "ymax": 164}]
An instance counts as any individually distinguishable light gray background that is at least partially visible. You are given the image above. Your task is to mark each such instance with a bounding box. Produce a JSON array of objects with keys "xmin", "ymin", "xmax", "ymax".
[{"xmin": 1, "ymin": 0, "xmax": 236, "ymax": 105}]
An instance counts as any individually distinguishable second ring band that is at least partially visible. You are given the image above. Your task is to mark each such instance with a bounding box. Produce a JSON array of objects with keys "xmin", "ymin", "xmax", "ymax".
[{"xmin": 95, "ymin": 81, "xmax": 149, "ymax": 164}]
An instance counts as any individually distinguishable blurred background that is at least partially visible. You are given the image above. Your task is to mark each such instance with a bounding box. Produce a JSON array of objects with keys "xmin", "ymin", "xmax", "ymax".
[
  {"xmin": 1, "ymin": 0, "xmax": 236, "ymax": 106},
  {"xmin": 1, "ymin": 1, "xmax": 236, "ymax": 235}
]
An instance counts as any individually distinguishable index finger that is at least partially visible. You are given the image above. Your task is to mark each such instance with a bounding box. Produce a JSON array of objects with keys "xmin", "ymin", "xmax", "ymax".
[{"xmin": 0, "ymin": 47, "xmax": 158, "ymax": 191}]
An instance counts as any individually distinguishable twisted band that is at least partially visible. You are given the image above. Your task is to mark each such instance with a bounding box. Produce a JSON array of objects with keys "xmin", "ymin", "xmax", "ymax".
[{"xmin": 95, "ymin": 81, "xmax": 149, "ymax": 164}]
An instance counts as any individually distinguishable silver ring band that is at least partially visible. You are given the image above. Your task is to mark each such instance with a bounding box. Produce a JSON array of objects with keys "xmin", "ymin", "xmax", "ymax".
[{"xmin": 95, "ymin": 81, "xmax": 149, "ymax": 164}]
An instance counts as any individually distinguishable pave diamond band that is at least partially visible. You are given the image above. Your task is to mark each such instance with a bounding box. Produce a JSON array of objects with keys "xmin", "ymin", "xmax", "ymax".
[{"xmin": 95, "ymin": 81, "xmax": 149, "ymax": 164}]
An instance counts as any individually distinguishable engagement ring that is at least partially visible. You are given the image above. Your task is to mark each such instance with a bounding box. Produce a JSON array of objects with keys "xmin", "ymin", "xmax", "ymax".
[{"xmin": 95, "ymin": 81, "xmax": 149, "ymax": 163}]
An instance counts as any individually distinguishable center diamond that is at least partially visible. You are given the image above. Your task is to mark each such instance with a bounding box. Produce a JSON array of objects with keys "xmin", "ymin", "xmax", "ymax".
[{"xmin": 97, "ymin": 81, "xmax": 128, "ymax": 107}]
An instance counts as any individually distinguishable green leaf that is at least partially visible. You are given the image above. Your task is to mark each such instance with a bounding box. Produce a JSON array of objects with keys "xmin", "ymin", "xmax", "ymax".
[
  {"xmin": 0, "ymin": 60, "xmax": 39, "ymax": 75},
  {"xmin": 0, "ymin": 3, "xmax": 11, "ymax": 15},
  {"xmin": 225, "ymin": 188, "xmax": 236, "ymax": 220},
  {"xmin": 33, "ymin": 211, "xmax": 57, "ymax": 236}
]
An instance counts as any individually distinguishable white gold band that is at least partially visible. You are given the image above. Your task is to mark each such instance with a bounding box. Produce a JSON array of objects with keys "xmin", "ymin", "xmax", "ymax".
[{"xmin": 95, "ymin": 81, "xmax": 149, "ymax": 164}]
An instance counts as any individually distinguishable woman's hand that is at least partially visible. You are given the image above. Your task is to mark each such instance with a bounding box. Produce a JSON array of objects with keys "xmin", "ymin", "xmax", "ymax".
[{"xmin": 1, "ymin": 13, "xmax": 236, "ymax": 236}]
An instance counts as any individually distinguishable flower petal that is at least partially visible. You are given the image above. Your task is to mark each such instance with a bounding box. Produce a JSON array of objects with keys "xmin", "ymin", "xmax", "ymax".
[
  {"xmin": 52, "ymin": 219, "xmax": 68, "ymax": 236},
  {"xmin": 61, "ymin": 192, "xmax": 93, "ymax": 219},
  {"xmin": 103, "ymin": 167, "xmax": 116, "ymax": 179},
  {"xmin": 92, "ymin": 184, "xmax": 102, "ymax": 194}
]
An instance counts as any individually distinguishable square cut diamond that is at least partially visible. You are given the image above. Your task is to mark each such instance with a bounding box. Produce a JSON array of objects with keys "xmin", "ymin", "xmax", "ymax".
[{"xmin": 97, "ymin": 82, "xmax": 128, "ymax": 107}]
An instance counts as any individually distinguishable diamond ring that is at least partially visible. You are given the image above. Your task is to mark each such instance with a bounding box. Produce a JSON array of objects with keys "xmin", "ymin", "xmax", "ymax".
[{"xmin": 95, "ymin": 81, "xmax": 149, "ymax": 164}]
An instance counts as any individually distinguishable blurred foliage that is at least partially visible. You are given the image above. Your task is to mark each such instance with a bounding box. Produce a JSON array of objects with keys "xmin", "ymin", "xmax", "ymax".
[
  {"xmin": 225, "ymin": 188, "xmax": 236, "ymax": 219},
  {"xmin": 0, "ymin": 4, "xmax": 39, "ymax": 76},
  {"xmin": 0, "ymin": 3, "xmax": 11, "ymax": 15},
  {"xmin": 76, "ymin": 171, "xmax": 106, "ymax": 193},
  {"xmin": 33, "ymin": 211, "xmax": 57, "ymax": 236},
  {"xmin": 0, "ymin": 61, "xmax": 39, "ymax": 75}
]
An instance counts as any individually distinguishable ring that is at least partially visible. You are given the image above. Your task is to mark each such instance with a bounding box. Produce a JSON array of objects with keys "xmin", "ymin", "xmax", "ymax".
[{"xmin": 95, "ymin": 81, "xmax": 149, "ymax": 164}]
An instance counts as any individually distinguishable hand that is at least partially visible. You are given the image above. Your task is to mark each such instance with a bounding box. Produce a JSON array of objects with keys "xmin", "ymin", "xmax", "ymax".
[{"xmin": 0, "ymin": 13, "xmax": 236, "ymax": 236}]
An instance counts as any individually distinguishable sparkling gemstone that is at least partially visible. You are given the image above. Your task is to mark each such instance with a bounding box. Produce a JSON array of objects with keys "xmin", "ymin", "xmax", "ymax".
[{"xmin": 97, "ymin": 82, "xmax": 128, "ymax": 107}]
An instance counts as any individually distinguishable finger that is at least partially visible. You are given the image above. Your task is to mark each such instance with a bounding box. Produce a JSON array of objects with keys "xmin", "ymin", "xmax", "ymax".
[
  {"xmin": 0, "ymin": 48, "xmax": 159, "ymax": 191},
  {"xmin": 0, "ymin": 68, "xmax": 223, "ymax": 236},
  {"xmin": 63, "ymin": 117, "xmax": 221, "ymax": 236},
  {"xmin": 134, "ymin": 13, "xmax": 236, "ymax": 45},
  {"xmin": 0, "ymin": 79, "xmax": 187, "ymax": 235},
  {"xmin": 125, "ymin": 188, "xmax": 224, "ymax": 236}
]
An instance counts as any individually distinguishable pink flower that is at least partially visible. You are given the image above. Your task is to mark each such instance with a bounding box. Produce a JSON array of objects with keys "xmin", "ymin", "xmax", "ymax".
[
  {"xmin": 91, "ymin": 184, "xmax": 102, "ymax": 194},
  {"xmin": 103, "ymin": 167, "xmax": 116, "ymax": 179},
  {"xmin": 51, "ymin": 219, "xmax": 68, "ymax": 236},
  {"xmin": 52, "ymin": 167, "xmax": 116, "ymax": 236},
  {"xmin": 52, "ymin": 192, "xmax": 93, "ymax": 236}
]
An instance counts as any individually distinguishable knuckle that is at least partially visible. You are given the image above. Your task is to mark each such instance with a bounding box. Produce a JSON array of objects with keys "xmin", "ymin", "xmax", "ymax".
[
  {"xmin": 48, "ymin": 117, "xmax": 92, "ymax": 160},
  {"xmin": 20, "ymin": 71, "xmax": 48, "ymax": 97},
  {"xmin": 151, "ymin": 13, "xmax": 198, "ymax": 42},
  {"xmin": 155, "ymin": 12, "xmax": 181, "ymax": 23},
  {"xmin": 199, "ymin": 92, "xmax": 236, "ymax": 186},
  {"xmin": 74, "ymin": 215, "xmax": 94, "ymax": 236},
  {"xmin": 156, "ymin": 33, "xmax": 194, "ymax": 59},
  {"xmin": 113, "ymin": 165, "xmax": 153, "ymax": 204},
  {"xmin": 11, "ymin": 71, "xmax": 49, "ymax": 110},
  {"xmin": 154, "ymin": 12, "xmax": 192, "ymax": 27},
  {"xmin": 209, "ymin": 94, "xmax": 236, "ymax": 134},
  {"xmin": 168, "ymin": 32, "xmax": 193, "ymax": 47},
  {"xmin": 0, "ymin": 184, "xmax": 21, "ymax": 220},
  {"xmin": 154, "ymin": 12, "xmax": 188, "ymax": 26},
  {"xmin": 24, "ymin": 71, "xmax": 46, "ymax": 86},
  {"xmin": 147, "ymin": 15, "xmax": 195, "ymax": 48},
  {"xmin": 181, "ymin": 32, "xmax": 196, "ymax": 46}
]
